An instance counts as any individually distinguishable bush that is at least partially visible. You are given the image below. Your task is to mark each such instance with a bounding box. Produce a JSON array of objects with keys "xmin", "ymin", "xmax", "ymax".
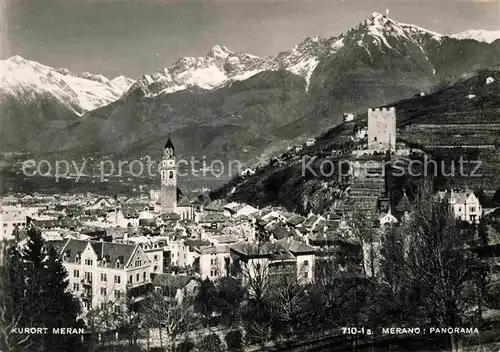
[
  {"xmin": 150, "ymin": 348, "xmax": 166, "ymax": 352},
  {"xmin": 225, "ymin": 330, "xmax": 243, "ymax": 351},
  {"xmin": 174, "ymin": 339, "xmax": 195, "ymax": 352},
  {"xmin": 197, "ymin": 333, "xmax": 223, "ymax": 352}
]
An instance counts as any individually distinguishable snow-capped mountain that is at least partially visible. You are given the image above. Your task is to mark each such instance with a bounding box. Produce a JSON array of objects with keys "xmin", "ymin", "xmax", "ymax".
[
  {"xmin": 2, "ymin": 11, "xmax": 499, "ymax": 165},
  {"xmin": 129, "ymin": 36, "xmax": 346, "ymax": 96},
  {"xmin": 0, "ymin": 55, "xmax": 135, "ymax": 115},
  {"xmin": 451, "ymin": 30, "xmax": 500, "ymax": 44},
  {"xmin": 129, "ymin": 12, "xmax": 455, "ymax": 97}
]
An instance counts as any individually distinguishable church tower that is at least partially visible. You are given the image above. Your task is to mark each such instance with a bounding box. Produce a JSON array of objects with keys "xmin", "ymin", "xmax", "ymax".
[{"xmin": 160, "ymin": 136, "xmax": 177, "ymax": 214}]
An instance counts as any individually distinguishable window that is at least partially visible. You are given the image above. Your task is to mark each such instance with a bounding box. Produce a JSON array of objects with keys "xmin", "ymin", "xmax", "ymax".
[
  {"xmin": 73, "ymin": 270, "xmax": 79, "ymax": 278},
  {"xmin": 153, "ymin": 255, "xmax": 158, "ymax": 260},
  {"xmin": 101, "ymin": 273, "xmax": 107, "ymax": 282},
  {"xmin": 116, "ymin": 261, "xmax": 121, "ymax": 268},
  {"xmin": 210, "ymin": 270, "xmax": 215, "ymax": 277},
  {"xmin": 85, "ymin": 272, "xmax": 92, "ymax": 282},
  {"xmin": 100, "ymin": 287, "xmax": 106, "ymax": 296},
  {"xmin": 114, "ymin": 275, "xmax": 121, "ymax": 284},
  {"xmin": 136, "ymin": 273, "xmax": 140, "ymax": 282},
  {"xmin": 114, "ymin": 290, "xmax": 121, "ymax": 299},
  {"xmin": 114, "ymin": 305, "xmax": 121, "ymax": 314},
  {"xmin": 85, "ymin": 259, "xmax": 93, "ymax": 266},
  {"xmin": 171, "ymin": 253, "xmax": 174, "ymax": 258},
  {"xmin": 143, "ymin": 272, "xmax": 146, "ymax": 281},
  {"xmin": 303, "ymin": 260, "xmax": 309, "ymax": 267},
  {"xmin": 210, "ymin": 258, "xmax": 214, "ymax": 265},
  {"xmin": 73, "ymin": 283, "xmax": 79, "ymax": 291},
  {"xmin": 75, "ymin": 255, "xmax": 81, "ymax": 264},
  {"xmin": 470, "ymin": 207, "xmax": 476, "ymax": 212},
  {"xmin": 129, "ymin": 275, "xmax": 133, "ymax": 284},
  {"xmin": 303, "ymin": 272, "xmax": 309, "ymax": 279}
]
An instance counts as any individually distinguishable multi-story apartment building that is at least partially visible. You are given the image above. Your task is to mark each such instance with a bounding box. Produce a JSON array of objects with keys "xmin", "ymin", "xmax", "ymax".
[
  {"xmin": 60, "ymin": 239, "xmax": 153, "ymax": 312},
  {"xmin": 437, "ymin": 189, "xmax": 482, "ymax": 224},
  {"xmin": 195, "ymin": 244, "xmax": 231, "ymax": 280},
  {"xmin": 229, "ymin": 239, "xmax": 316, "ymax": 287},
  {"xmin": 0, "ymin": 205, "xmax": 37, "ymax": 240}
]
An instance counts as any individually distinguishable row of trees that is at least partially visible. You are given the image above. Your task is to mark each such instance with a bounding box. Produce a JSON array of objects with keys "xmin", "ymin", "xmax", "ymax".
[{"xmin": 0, "ymin": 229, "xmax": 85, "ymax": 352}]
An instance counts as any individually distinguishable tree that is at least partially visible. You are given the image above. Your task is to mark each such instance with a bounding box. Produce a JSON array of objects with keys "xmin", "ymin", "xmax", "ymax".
[
  {"xmin": 3, "ymin": 228, "xmax": 84, "ymax": 352},
  {"xmin": 225, "ymin": 330, "xmax": 243, "ymax": 352},
  {"xmin": 197, "ymin": 333, "xmax": 223, "ymax": 352},
  {"xmin": 194, "ymin": 278, "xmax": 217, "ymax": 327},
  {"xmin": 403, "ymin": 195, "xmax": 477, "ymax": 352},
  {"xmin": 267, "ymin": 269, "xmax": 308, "ymax": 338},
  {"xmin": 213, "ymin": 277, "xmax": 245, "ymax": 327},
  {"xmin": 0, "ymin": 243, "xmax": 31, "ymax": 352},
  {"xmin": 491, "ymin": 187, "xmax": 500, "ymax": 206},
  {"xmin": 143, "ymin": 290, "xmax": 194, "ymax": 349}
]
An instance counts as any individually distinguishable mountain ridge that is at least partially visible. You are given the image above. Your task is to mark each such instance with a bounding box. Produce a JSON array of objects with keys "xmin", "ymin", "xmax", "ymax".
[{"xmin": 1, "ymin": 12, "xmax": 499, "ymax": 175}]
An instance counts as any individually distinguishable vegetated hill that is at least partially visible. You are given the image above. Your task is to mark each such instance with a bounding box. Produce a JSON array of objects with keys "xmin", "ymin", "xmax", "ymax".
[
  {"xmin": 2, "ymin": 12, "xmax": 500, "ymax": 169},
  {"xmin": 210, "ymin": 69, "xmax": 500, "ymax": 214}
]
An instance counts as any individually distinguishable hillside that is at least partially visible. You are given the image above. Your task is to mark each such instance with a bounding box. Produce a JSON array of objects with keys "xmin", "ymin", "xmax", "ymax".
[{"xmin": 211, "ymin": 68, "xmax": 500, "ymax": 214}]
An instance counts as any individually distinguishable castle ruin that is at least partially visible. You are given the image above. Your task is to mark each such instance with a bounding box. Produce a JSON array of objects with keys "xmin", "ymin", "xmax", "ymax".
[{"xmin": 367, "ymin": 107, "xmax": 396, "ymax": 150}]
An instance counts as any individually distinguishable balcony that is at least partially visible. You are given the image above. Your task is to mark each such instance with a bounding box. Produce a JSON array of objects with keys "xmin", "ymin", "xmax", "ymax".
[
  {"xmin": 126, "ymin": 279, "xmax": 151, "ymax": 289},
  {"xmin": 81, "ymin": 291, "xmax": 93, "ymax": 300},
  {"xmin": 81, "ymin": 278, "xmax": 93, "ymax": 286}
]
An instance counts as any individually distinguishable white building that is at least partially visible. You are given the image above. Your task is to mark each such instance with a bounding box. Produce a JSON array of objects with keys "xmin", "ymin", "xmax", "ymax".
[
  {"xmin": 229, "ymin": 239, "xmax": 316, "ymax": 287},
  {"xmin": 60, "ymin": 239, "xmax": 153, "ymax": 312},
  {"xmin": 343, "ymin": 113, "xmax": 354, "ymax": 122},
  {"xmin": 0, "ymin": 205, "xmax": 37, "ymax": 240},
  {"xmin": 486, "ymin": 76, "xmax": 495, "ymax": 85},
  {"xmin": 437, "ymin": 189, "xmax": 482, "ymax": 224},
  {"xmin": 305, "ymin": 138, "xmax": 317, "ymax": 147}
]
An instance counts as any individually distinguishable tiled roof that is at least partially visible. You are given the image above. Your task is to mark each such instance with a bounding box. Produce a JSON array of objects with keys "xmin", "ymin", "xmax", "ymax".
[
  {"xmin": 286, "ymin": 214, "xmax": 306, "ymax": 226},
  {"xmin": 184, "ymin": 239, "xmax": 211, "ymax": 251},
  {"xmin": 160, "ymin": 212, "xmax": 181, "ymax": 221},
  {"xmin": 198, "ymin": 213, "xmax": 227, "ymax": 223},
  {"xmin": 196, "ymin": 244, "xmax": 230, "ymax": 255},
  {"xmin": 59, "ymin": 239, "xmax": 89, "ymax": 263},
  {"xmin": 60, "ymin": 239, "xmax": 137, "ymax": 265},
  {"xmin": 395, "ymin": 192, "xmax": 413, "ymax": 213}
]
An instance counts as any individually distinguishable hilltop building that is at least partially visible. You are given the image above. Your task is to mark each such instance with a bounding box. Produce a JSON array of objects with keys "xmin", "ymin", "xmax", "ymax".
[
  {"xmin": 343, "ymin": 113, "xmax": 354, "ymax": 122},
  {"xmin": 367, "ymin": 107, "xmax": 396, "ymax": 150},
  {"xmin": 437, "ymin": 189, "xmax": 482, "ymax": 224}
]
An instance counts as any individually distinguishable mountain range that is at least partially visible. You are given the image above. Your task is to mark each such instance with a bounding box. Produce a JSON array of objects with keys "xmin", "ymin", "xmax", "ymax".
[{"xmin": 1, "ymin": 12, "xmax": 499, "ymax": 168}]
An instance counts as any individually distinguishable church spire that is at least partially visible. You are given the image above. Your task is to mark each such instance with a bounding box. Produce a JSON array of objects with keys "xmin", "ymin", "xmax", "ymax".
[{"xmin": 164, "ymin": 134, "xmax": 175, "ymax": 155}]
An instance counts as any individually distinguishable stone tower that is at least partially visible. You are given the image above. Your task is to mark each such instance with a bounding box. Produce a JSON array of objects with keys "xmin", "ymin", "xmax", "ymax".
[
  {"xmin": 160, "ymin": 136, "xmax": 177, "ymax": 214},
  {"xmin": 367, "ymin": 107, "xmax": 396, "ymax": 150}
]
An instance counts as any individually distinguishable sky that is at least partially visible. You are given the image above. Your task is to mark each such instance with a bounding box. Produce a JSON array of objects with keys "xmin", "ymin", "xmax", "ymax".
[{"xmin": 2, "ymin": 0, "xmax": 499, "ymax": 79}]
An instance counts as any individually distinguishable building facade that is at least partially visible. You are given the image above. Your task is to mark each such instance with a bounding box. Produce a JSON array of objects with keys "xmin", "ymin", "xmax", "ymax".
[
  {"xmin": 60, "ymin": 239, "xmax": 153, "ymax": 312},
  {"xmin": 0, "ymin": 205, "xmax": 36, "ymax": 240},
  {"xmin": 437, "ymin": 189, "xmax": 482, "ymax": 224},
  {"xmin": 160, "ymin": 137, "xmax": 177, "ymax": 214},
  {"xmin": 367, "ymin": 107, "xmax": 396, "ymax": 150}
]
